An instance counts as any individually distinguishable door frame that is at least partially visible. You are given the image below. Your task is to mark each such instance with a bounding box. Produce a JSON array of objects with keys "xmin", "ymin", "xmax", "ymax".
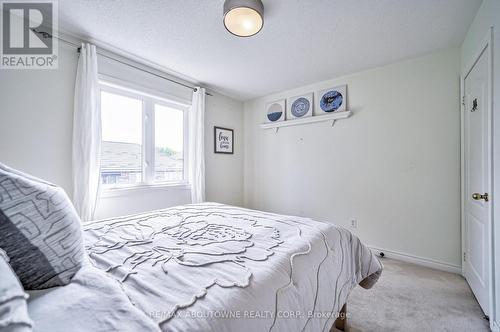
[{"xmin": 460, "ymin": 27, "xmax": 494, "ymax": 322}]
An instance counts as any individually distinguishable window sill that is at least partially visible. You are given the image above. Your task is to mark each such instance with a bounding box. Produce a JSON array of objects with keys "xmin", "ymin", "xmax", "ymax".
[{"xmin": 100, "ymin": 183, "xmax": 191, "ymax": 198}]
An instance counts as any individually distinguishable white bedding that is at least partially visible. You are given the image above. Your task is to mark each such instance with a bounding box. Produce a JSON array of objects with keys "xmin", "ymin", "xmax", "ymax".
[
  {"xmin": 27, "ymin": 261, "xmax": 161, "ymax": 332},
  {"xmin": 28, "ymin": 203, "xmax": 382, "ymax": 332}
]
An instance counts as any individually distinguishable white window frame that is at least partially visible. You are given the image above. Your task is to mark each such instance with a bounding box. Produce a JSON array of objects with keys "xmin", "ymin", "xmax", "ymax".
[{"xmin": 99, "ymin": 75, "xmax": 190, "ymax": 192}]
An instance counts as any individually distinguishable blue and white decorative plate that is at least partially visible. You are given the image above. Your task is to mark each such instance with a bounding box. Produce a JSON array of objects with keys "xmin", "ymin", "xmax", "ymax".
[
  {"xmin": 266, "ymin": 100, "xmax": 285, "ymax": 122},
  {"xmin": 287, "ymin": 93, "xmax": 313, "ymax": 119},
  {"xmin": 316, "ymin": 85, "xmax": 347, "ymax": 114},
  {"xmin": 291, "ymin": 98, "xmax": 310, "ymax": 117},
  {"xmin": 320, "ymin": 90, "xmax": 343, "ymax": 112}
]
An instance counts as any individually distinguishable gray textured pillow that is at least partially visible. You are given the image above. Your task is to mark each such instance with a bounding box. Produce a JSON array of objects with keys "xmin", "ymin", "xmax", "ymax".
[
  {"xmin": 0, "ymin": 248, "xmax": 33, "ymax": 331},
  {"xmin": 0, "ymin": 163, "xmax": 84, "ymax": 290}
]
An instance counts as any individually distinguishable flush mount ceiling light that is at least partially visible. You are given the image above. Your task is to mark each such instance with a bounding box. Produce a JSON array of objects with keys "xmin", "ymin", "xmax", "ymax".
[{"xmin": 223, "ymin": 0, "xmax": 264, "ymax": 37}]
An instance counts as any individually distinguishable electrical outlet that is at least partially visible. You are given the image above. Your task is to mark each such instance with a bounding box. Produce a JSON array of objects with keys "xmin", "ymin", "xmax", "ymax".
[{"xmin": 350, "ymin": 218, "xmax": 358, "ymax": 229}]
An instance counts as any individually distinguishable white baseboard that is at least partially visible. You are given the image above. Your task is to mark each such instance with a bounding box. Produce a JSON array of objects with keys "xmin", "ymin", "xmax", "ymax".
[{"xmin": 369, "ymin": 246, "xmax": 462, "ymax": 275}]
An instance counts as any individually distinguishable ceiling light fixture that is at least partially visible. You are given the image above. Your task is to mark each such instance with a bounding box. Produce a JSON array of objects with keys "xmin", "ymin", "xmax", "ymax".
[{"xmin": 223, "ymin": 0, "xmax": 264, "ymax": 37}]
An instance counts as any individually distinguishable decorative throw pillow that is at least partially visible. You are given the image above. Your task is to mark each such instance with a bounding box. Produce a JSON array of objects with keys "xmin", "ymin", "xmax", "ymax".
[
  {"xmin": 0, "ymin": 248, "xmax": 33, "ymax": 331},
  {"xmin": 0, "ymin": 163, "xmax": 84, "ymax": 289}
]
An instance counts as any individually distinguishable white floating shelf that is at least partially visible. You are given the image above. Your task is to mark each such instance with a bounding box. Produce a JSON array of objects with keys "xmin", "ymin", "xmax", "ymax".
[{"xmin": 260, "ymin": 111, "xmax": 352, "ymax": 132}]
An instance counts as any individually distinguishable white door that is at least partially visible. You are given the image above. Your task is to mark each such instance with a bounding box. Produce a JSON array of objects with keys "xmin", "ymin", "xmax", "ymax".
[{"xmin": 463, "ymin": 45, "xmax": 491, "ymax": 316}]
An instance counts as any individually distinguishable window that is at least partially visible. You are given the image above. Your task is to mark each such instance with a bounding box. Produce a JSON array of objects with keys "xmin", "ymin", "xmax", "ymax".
[
  {"xmin": 101, "ymin": 91, "xmax": 143, "ymax": 185},
  {"xmin": 99, "ymin": 81, "xmax": 188, "ymax": 189},
  {"xmin": 154, "ymin": 104, "xmax": 184, "ymax": 182}
]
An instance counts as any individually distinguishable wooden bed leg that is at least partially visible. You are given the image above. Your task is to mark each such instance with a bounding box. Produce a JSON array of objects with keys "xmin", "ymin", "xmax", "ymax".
[{"xmin": 332, "ymin": 303, "xmax": 347, "ymax": 331}]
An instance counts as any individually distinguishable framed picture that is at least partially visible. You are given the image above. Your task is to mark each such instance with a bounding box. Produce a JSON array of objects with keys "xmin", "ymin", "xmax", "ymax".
[
  {"xmin": 214, "ymin": 126, "xmax": 234, "ymax": 154},
  {"xmin": 287, "ymin": 93, "xmax": 313, "ymax": 119},
  {"xmin": 265, "ymin": 99, "xmax": 286, "ymax": 123},
  {"xmin": 315, "ymin": 85, "xmax": 347, "ymax": 114}
]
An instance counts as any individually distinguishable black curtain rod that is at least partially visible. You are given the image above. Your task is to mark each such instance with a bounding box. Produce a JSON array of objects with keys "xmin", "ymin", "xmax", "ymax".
[{"xmin": 33, "ymin": 29, "xmax": 212, "ymax": 96}]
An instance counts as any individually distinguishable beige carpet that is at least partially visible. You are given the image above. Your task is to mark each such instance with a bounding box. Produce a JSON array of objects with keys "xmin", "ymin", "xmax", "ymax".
[{"xmin": 340, "ymin": 258, "xmax": 490, "ymax": 332}]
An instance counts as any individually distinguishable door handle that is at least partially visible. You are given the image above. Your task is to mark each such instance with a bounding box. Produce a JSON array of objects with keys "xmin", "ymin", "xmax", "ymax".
[
  {"xmin": 472, "ymin": 193, "xmax": 489, "ymax": 202},
  {"xmin": 471, "ymin": 98, "xmax": 478, "ymax": 112}
]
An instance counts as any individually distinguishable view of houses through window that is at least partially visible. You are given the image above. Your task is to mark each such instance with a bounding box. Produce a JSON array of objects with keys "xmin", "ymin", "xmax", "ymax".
[
  {"xmin": 154, "ymin": 104, "xmax": 184, "ymax": 182},
  {"xmin": 100, "ymin": 85, "xmax": 185, "ymax": 187}
]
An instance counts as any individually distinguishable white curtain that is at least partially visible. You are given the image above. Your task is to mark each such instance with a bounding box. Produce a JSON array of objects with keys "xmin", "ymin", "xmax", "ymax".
[
  {"xmin": 188, "ymin": 87, "xmax": 206, "ymax": 203},
  {"xmin": 72, "ymin": 43, "xmax": 101, "ymax": 221}
]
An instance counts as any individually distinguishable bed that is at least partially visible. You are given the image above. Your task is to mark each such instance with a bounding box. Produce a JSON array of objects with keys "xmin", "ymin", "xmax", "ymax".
[{"xmin": 27, "ymin": 203, "xmax": 382, "ymax": 332}]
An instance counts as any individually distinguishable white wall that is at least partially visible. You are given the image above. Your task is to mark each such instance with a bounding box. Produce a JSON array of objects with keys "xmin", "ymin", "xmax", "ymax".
[
  {"xmin": 205, "ymin": 93, "xmax": 244, "ymax": 206},
  {"xmin": 244, "ymin": 49, "xmax": 461, "ymax": 268},
  {"xmin": 461, "ymin": 0, "xmax": 500, "ymax": 328},
  {"xmin": 0, "ymin": 42, "xmax": 244, "ymax": 219},
  {"xmin": 0, "ymin": 43, "xmax": 78, "ymax": 192}
]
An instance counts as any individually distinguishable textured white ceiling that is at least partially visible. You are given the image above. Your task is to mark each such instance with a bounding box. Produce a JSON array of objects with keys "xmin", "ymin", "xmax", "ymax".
[{"xmin": 58, "ymin": 0, "xmax": 481, "ymax": 100}]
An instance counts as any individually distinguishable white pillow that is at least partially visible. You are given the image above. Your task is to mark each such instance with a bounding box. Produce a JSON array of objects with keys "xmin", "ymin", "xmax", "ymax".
[
  {"xmin": 0, "ymin": 163, "xmax": 85, "ymax": 290},
  {"xmin": 0, "ymin": 248, "xmax": 33, "ymax": 332}
]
